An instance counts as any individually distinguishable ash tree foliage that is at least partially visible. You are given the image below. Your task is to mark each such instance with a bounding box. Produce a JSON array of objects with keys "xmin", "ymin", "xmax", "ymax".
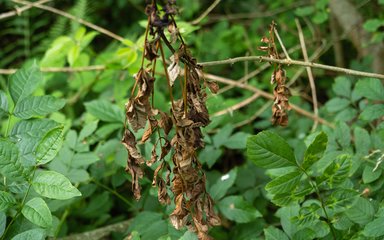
[{"xmin": 0, "ymin": 0, "xmax": 384, "ymax": 240}]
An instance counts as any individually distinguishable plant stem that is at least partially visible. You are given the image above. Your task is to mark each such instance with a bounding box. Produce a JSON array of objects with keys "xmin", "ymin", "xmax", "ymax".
[{"xmin": 91, "ymin": 178, "xmax": 134, "ymax": 208}]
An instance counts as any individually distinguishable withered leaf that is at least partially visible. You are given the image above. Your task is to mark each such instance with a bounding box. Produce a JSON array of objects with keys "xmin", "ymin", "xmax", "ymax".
[
  {"xmin": 126, "ymin": 99, "xmax": 147, "ymax": 132},
  {"xmin": 167, "ymin": 54, "xmax": 180, "ymax": 86},
  {"xmin": 158, "ymin": 111, "xmax": 173, "ymax": 136},
  {"xmin": 205, "ymin": 80, "xmax": 219, "ymax": 94},
  {"xmin": 144, "ymin": 40, "xmax": 159, "ymax": 61}
]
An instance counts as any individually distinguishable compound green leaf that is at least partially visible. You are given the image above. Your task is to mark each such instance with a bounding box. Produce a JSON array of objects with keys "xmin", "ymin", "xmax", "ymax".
[
  {"xmin": 265, "ymin": 171, "xmax": 302, "ymax": 195},
  {"xmin": 0, "ymin": 191, "xmax": 17, "ymax": 211},
  {"xmin": 354, "ymin": 126, "xmax": 371, "ymax": 156},
  {"xmin": 247, "ymin": 131, "xmax": 297, "ymax": 169},
  {"xmin": 218, "ymin": 195, "xmax": 262, "ymax": 223},
  {"xmin": 325, "ymin": 98, "xmax": 350, "ymax": 112},
  {"xmin": 360, "ymin": 104, "xmax": 384, "ymax": 122},
  {"xmin": 302, "ymin": 132, "xmax": 328, "ymax": 169},
  {"xmin": 9, "ymin": 63, "xmax": 43, "ymax": 106},
  {"xmin": 35, "ymin": 126, "xmax": 64, "ymax": 165},
  {"xmin": 13, "ymin": 96, "xmax": 66, "ymax": 119},
  {"xmin": 32, "ymin": 170, "xmax": 81, "ymax": 200},
  {"xmin": 84, "ymin": 100, "xmax": 124, "ymax": 123},
  {"xmin": 346, "ymin": 197, "xmax": 375, "ymax": 225},
  {"xmin": 332, "ymin": 76, "xmax": 352, "ymax": 98},
  {"xmin": 362, "ymin": 165, "xmax": 381, "ymax": 184},
  {"xmin": 22, "ymin": 197, "xmax": 52, "ymax": 228},
  {"xmin": 363, "ymin": 216, "xmax": 384, "ymax": 237},
  {"xmin": 11, "ymin": 228, "xmax": 46, "ymax": 240}
]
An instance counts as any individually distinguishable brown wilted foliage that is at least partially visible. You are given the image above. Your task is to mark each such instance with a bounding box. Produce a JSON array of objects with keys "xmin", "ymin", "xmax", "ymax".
[{"xmin": 121, "ymin": 0, "xmax": 220, "ymax": 238}]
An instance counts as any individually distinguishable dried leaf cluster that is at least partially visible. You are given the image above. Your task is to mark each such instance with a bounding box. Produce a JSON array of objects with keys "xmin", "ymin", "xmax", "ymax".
[
  {"xmin": 259, "ymin": 22, "xmax": 291, "ymax": 126},
  {"xmin": 122, "ymin": 1, "xmax": 220, "ymax": 239}
]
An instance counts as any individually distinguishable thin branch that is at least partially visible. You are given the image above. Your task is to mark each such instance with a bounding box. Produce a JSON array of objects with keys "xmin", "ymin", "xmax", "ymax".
[
  {"xmin": 234, "ymin": 101, "xmax": 272, "ymax": 128},
  {"xmin": 0, "ymin": 65, "xmax": 106, "ymax": 75},
  {"xmin": 191, "ymin": 0, "xmax": 221, "ymax": 25},
  {"xmin": 199, "ymin": 56, "xmax": 384, "ymax": 80},
  {"xmin": 204, "ymin": 72, "xmax": 335, "ymax": 128},
  {"xmin": 295, "ymin": 18, "xmax": 319, "ymax": 131},
  {"xmin": 12, "ymin": 0, "xmax": 125, "ymax": 42},
  {"xmin": 0, "ymin": 0, "xmax": 52, "ymax": 20},
  {"xmin": 273, "ymin": 26, "xmax": 291, "ymax": 61}
]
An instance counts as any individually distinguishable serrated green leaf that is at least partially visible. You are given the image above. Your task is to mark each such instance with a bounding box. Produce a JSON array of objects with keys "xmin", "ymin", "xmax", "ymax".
[
  {"xmin": 213, "ymin": 125, "xmax": 234, "ymax": 148},
  {"xmin": 0, "ymin": 191, "xmax": 17, "ymax": 211},
  {"xmin": 84, "ymin": 100, "xmax": 124, "ymax": 123},
  {"xmin": 321, "ymin": 154, "xmax": 351, "ymax": 188},
  {"xmin": 266, "ymin": 171, "xmax": 302, "ymax": 195},
  {"xmin": 360, "ymin": 104, "xmax": 384, "ymax": 122},
  {"xmin": 363, "ymin": 216, "xmax": 384, "ymax": 237},
  {"xmin": 209, "ymin": 168, "xmax": 238, "ymax": 201},
  {"xmin": 354, "ymin": 126, "xmax": 371, "ymax": 156},
  {"xmin": 11, "ymin": 228, "xmax": 46, "ymax": 240},
  {"xmin": 32, "ymin": 170, "xmax": 82, "ymax": 200},
  {"xmin": 247, "ymin": 131, "xmax": 297, "ymax": 169},
  {"xmin": 326, "ymin": 189, "xmax": 359, "ymax": 213},
  {"xmin": 35, "ymin": 126, "xmax": 64, "ymax": 165},
  {"xmin": 218, "ymin": 195, "xmax": 262, "ymax": 223},
  {"xmin": 346, "ymin": 197, "xmax": 375, "ymax": 225},
  {"xmin": 222, "ymin": 132, "xmax": 249, "ymax": 149},
  {"xmin": 264, "ymin": 226, "xmax": 289, "ymax": 240},
  {"xmin": 333, "ymin": 214, "xmax": 354, "ymax": 230},
  {"xmin": 355, "ymin": 78, "xmax": 384, "ymax": 100},
  {"xmin": 9, "ymin": 63, "xmax": 43, "ymax": 105},
  {"xmin": 302, "ymin": 132, "xmax": 327, "ymax": 169},
  {"xmin": 13, "ymin": 96, "xmax": 66, "ymax": 119},
  {"xmin": 325, "ymin": 98, "xmax": 350, "ymax": 112},
  {"xmin": 22, "ymin": 197, "xmax": 52, "ymax": 228},
  {"xmin": 199, "ymin": 145, "xmax": 222, "ymax": 168},
  {"xmin": 0, "ymin": 90, "xmax": 9, "ymax": 118},
  {"xmin": 128, "ymin": 211, "xmax": 167, "ymax": 240},
  {"xmin": 332, "ymin": 76, "xmax": 352, "ymax": 98},
  {"xmin": 0, "ymin": 212, "xmax": 5, "ymax": 237},
  {"xmin": 0, "ymin": 139, "xmax": 26, "ymax": 180},
  {"xmin": 362, "ymin": 165, "xmax": 381, "ymax": 183},
  {"xmin": 292, "ymin": 228, "xmax": 316, "ymax": 240}
]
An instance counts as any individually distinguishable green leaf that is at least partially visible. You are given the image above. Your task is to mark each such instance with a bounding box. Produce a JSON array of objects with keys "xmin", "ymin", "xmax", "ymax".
[
  {"xmin": 354, "ymin": 126, "xmax": 371, "ymax": 156},
  {"xmin": 80, "ymin": 31, "xmax": 99, "ymax": 49},
  {"xmin": 9, "ymin": 63, "xmax": 43, "ymax": 105},
  {"xmin": 0, "ymin": 139, "xmax": 26, "ymax": 180},
  {"xmin": 32, "ymin": 170, "xmax": 82, "ymax": 200},
  {"xmin": 302, "ymin": 132, "xmax": 327, "ymax": 169},
  {"xmin": 0, "ymin": 90, "xmax": 8, "ymax": 117},
  {"xmin": 292, "ymin": 228, "xmax": 316, "ymax": 240},
  {"xmin": 35, "ymin": 126, "xmax": 64, "ymax": 165},
  {"xmin": 264, "ymin": 226, "xmax": 289, "ymax": 240},
  {"xmin": 84, "ymin": 100, "xmax": 124, "ymax": 123},
  {"xmin": 363, "ymin": 216, "xmax": 384, "ymax": 237},
  {"xmin": 68, "ymin": 45, "xmax": 80, "ymax": 66},
  {"xmin": 354, "ymin": 78, "xmax": 384, "ymax": 100},
  {"xmin": 247, "ymin": 131, "xmax": 297, "ymax": 169},
  {"xmin": 41, "ymin": 36, "xmax": 74, "ymax": 67},
  {"xmin": 294, "ymin": 6, "xmax": 315, "ymax": 16},
  {"xmin": 209, "ymin": 168, "xmax": 238, "ymax": 201},
  {"xmin": 222, "ymin": 132, "xmax": 249, "ymax": 149},
  {"xmin": 325, "ymin": 98, "xmax": 350, "ymax": 112},
  {"xmin": 345, "ymin": 197, "xmax": 375, "ymax": 225},
  {"xmin": 13, "ymin": 96, "xmax": 66, "ymax": 119},
  {"xmin": 0, "ymin": 212, "xmax": 5, "ymax": 237},
  {"xmin": 265, "ymin": 171, "xmax": 302, "ymax": 195},
  {"xmin": 71, "ymin": 152, "xmax": 100, "ymax": 168},
  {"xmin": 199, "ymin": 145, "xmax": 222, "ymax": 168},
  {"xmin": 321, "ymin": 154, "xmax": 351, "ymax": 188},
  {"xmin": 326, "ymin": 189, "xmax": 359, "ymax": 213},
  {"xmin": 363, "ymin": 19, "xmax": 384, "ymax": 32},
  {"xmin": 218, "ymin": 195, "xmax": 262, "ymax": 223},
  {"xmin": 362, "ymin": 165, "xmax": 381, "ymax": 183},
  {"xmin": 11, "ymin": 228, "xmax": 46, "ymax": 240},
  {"xmin": 332, "ymin": 76, "xmax": 352, "ymax": 98},
  {"xmin": 213, "ymin": 125, "xmax": 234, "ymax": 148},
  {"xmin": 78, "ymin": 121, "xmax": 98, "ymax": 141},
  {"xmin": 0, "ymin": 191, "xmax": 17, "ymax": 211},
  {"xmin": 360, "ymin": 104, "xmax": 384, "ymax": 121},
  {"xmin": 22, "ymin": 197, "xmax": 52, "ymax": 228},
  {"xmin": 335, "ymin": 122, "xmax": 350, "ymax": 149},
  {"xmin": 128, "ymin": 212, "xmax": 168, "ymax": 240}
]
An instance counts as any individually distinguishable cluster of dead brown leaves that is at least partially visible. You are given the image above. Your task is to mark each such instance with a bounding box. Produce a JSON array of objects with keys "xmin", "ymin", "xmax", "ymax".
[
  {"xmin": 258, "ymin": 22, "xmax": 291, "ymax": 126},
  {"xmin": 122, "ymin": 1, "xmax": 220, "ymax": 239}
]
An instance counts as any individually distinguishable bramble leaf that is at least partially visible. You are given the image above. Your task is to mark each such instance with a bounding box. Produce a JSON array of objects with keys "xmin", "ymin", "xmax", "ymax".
[
  {"xmin": 22, "ymin": 197, "xmax": 52, "ymax": 228},
  {"xmin": 13, "ymin": 96, "xmax": 66, "ymax": 119},
  {"xmin": 302, "ymin": 132, "xmax": 328, "ymax": 169},
  {"xmin": 85, "ymin": 100, "xmax": 124, "ymax": 123},
  {"xmin": 218, "ymin": 195, "xmax": 262, "ymax": 223},
  {"xmin": 35, "ymin": 126, "xmax": 64, "ymax": 165},
  {"xmin": 265, "ymin": 171, "xmax": 302, "ymax": 195}
]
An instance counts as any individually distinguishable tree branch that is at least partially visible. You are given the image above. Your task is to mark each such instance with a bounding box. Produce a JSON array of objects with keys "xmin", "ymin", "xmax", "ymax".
[
  {"xmin": 199, "ymin": 56, "xmax": 384, "ymax": 80},
  {"xmin": 0, "ymin": 0, "xmax": 52, "ymax": 20},
  {"xmin": 0, "ymin": 65, "xmax": 106, "ymax": 75},
  {"xmin": 191, "ymin": 0, "xmax": 221, "ymax": 25}
]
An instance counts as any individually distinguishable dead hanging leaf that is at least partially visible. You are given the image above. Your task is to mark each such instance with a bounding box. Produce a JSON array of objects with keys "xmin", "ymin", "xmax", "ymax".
[
  {"xmin": 141, "ymin": 119, "xmax": 158, "ymax": 143},
  {"xmin": 121, "ymin": 129, "xmax": 145, "ymax": 200},
  {"xmin": 158, "ymin": 111, "xmax": 173, "ymax": 136},
  {"xmin": 167, "ymin": 54, "xmax": 180, "ymax": 86},
  {"xmin": 157, "ymin": 178, "xmax": 171, "ymax": 205},
  {"xmin": 144, "ymin": 40, "xmax": 159, "ymax": 61},
  {"xmin": 271, "ymin": 66, "xmax": 290, "ymax": 126},
  {"xmin": 126, "ymin": 99, "xmax": 147, "ymax": 132},
  {"xmin": 205, "ymin": 80, "xmax": 219, "ymax": 94},
  {"xmin": 168, "ymin": 23, "xmax": 179, "ymax": 44}
]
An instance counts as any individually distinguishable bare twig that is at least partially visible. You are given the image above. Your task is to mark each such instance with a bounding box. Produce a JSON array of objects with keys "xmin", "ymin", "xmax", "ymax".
[
  {"xmin": 295, "ymin": 19, "xmax": 319, "ymax": 131},
  {"xmin": 204, "ymin": 72, "xmax": 334, "ymax": 128},
  {"xmin": 12, "ymin": 0, "xmax": 125, "ymax": 42},
  {"xmin": 273, "ymin": 26, "xmax": 291, "ymax": 61},
  {"xmin": 191, "ymin": 0, "xmax": 221, "ymax": 25},
  {"xmin": 199, "ymin": 56, "xmax": 384, "ymax": 80},
  {"xmin": 0, "ymin": 65, "xmax": 106, "ymax": 75},
  {"xmin": 0, "ymin": 0, "xmax": 52, "ymax": 20}
]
